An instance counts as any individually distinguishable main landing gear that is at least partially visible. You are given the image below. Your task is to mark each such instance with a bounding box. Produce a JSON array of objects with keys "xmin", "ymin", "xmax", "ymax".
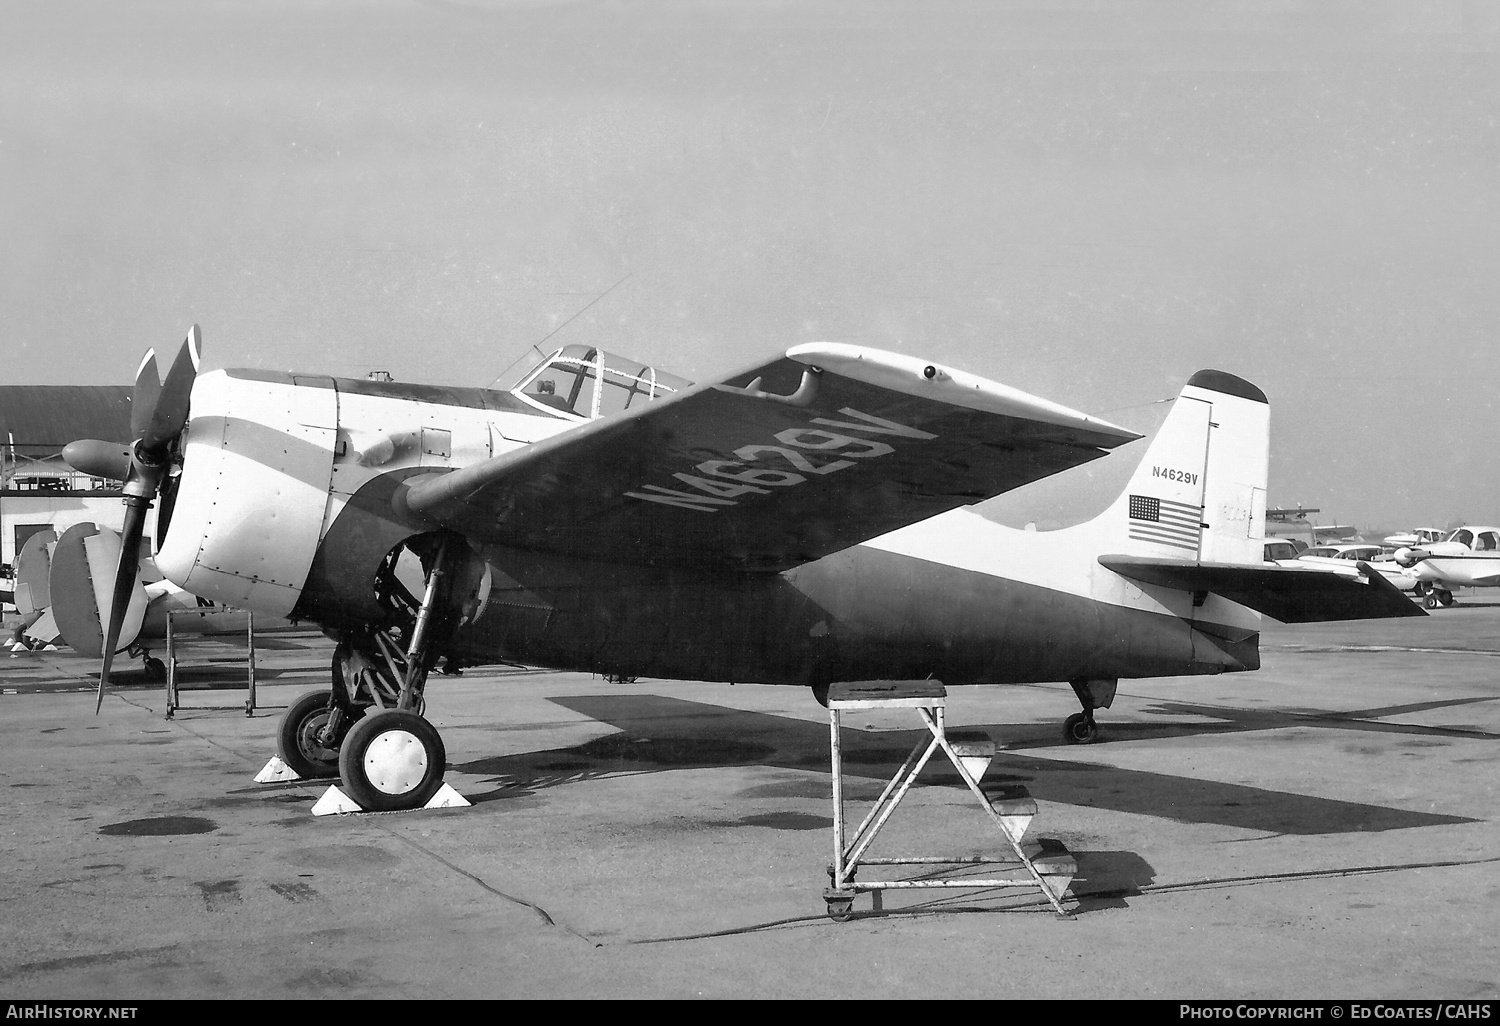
[
  {"xmin": 1064, "ymin": 678, "xmax": 1117, "ymax": 745},
  {"xmin": 124, "ymin": 642, "xmax": 167, "ymax": 683},
  {"xmin": 1414, "ymin": 581, "xmax": 1456, "ymax": 609},
  {"xmin": 274, "ymin": 535, "xmax": 461, "ymax": 811}
]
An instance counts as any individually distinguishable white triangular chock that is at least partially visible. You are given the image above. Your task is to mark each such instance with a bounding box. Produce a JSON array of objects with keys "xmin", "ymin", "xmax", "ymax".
[
  {"xmin": 311, "ymin": 786, "xmax": 363, "ymax": 816},
  {"xmin": 423, "ymin": 783, "xmax": 471, "ymax": 809},
  {"xmin": 254, "ymin": 756, "xmax": 303, "ymax": 783}
]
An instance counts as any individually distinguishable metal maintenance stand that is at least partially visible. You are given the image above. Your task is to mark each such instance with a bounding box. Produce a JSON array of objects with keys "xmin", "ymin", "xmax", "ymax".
[
  {"xmin": 164, "ymin": 609, "xmax": 256, "ymax": 718},
  {"xmin": 823, "ymin": 680, "xmax": 1075, "ymax": 920}
]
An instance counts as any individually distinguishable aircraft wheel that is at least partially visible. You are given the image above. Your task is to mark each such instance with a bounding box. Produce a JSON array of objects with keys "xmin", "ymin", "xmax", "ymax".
[
  {"xmin": 1063, "ymin": 712, "xmax": 1099, "ymax": 745},
  {"xmin": 143, "ymin": 657, "xmax": 167, "ymax": 682},
  {"xmin": 277, "ymin": 690, "xmax": 346, "ymax": 779},
  {"xmin": 810, "ymin": 682, "xmax": 830, "ymax": 708},
  {"xmin": 1439, "ymin": 590, "xmax": 1456, "ymax": 607},
  {"xmin": 1414, "ymin": 582, "xmax": 1431, "ymax": 596},
  {"xmin": 1424, "ymin": 594, "xmax": 1439, "ymax": 610},
  {"xmin": 338, "ymin": 709, "xmax": 447, "ymax": 812}
]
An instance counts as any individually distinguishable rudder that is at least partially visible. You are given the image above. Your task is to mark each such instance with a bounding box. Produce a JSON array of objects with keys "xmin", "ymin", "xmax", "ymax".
[{"xmin": 1093, "ymin": 369, "xmax": 1268, "ymax": 565}]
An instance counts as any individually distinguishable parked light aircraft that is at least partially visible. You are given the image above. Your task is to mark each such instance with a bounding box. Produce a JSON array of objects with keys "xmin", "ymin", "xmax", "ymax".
[
  {"xmin": 1394, "ymin": 526, "xmax": 1500, "ymax": 608},
  {"xmin": 48, "ymin": 521, "xmax": 256, "ymax": 671},
  {"xmin": 1265, "ymin": 506, "xmax": 1357, "ymax": 547},
  {"xmin": 7, "ymin": 521, "xmax": 247, "ymax": 672},
  {"xmin": 1289, "ymin": 543, "xmax": 1422, "ymax": 595},
  {"xmin": 66, "ymin": 328, "xmax": 1421, "ymax": 811},
  {"xmin": 1383, "ymin": 528, "xmax": 1445, "ymax": 549}
]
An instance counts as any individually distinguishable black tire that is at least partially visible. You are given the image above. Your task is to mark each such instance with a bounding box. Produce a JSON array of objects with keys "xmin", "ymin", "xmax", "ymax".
[
  {"xmin": 1439, "ymin": 591, "xmax": 1456, "ymax": 607},
  {"xmin": 810, "ymin": 682, "xmax": 830, "ymax": 708},
  {"xmin": 1063, "ymin": 712, "xmax": 1099, "ymax": 745},
  {"xmin": 1424, "ymin": 594, "xmax": 1440, "ymax": 610},
  {"xmin": 277, "ymin": 690, "xmax": 345, "ymax": 779},
  {"xmin": 143, "ymin": 657, "xmax": 167, "ymax": 682},
  {"xmin": 338, "ymin": 709, "xmax": 447, "ymax": 812}
]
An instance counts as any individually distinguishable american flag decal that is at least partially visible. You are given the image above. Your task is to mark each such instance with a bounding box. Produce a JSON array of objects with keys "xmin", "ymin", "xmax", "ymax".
[{"xmin": 1129, "ymin": 494, "xmax": 1203, "ymax": 551}]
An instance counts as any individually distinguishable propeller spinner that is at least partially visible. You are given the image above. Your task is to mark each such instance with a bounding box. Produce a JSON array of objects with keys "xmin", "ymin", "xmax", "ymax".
[{"xmin": 63, "ymin": 326, "xmax": 202, "ymax": 712}]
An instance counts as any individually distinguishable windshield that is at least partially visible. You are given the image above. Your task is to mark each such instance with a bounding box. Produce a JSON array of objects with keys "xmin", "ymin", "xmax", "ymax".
[{"xmin": 508, "ymin": 345, "xmax": 694, "ymax": 420}]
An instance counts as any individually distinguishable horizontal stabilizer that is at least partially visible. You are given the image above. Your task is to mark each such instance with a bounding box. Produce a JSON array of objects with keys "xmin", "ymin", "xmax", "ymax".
[{"xmin": 1099, "ymin": 555, "xmax": 1427, "ymax": 623}]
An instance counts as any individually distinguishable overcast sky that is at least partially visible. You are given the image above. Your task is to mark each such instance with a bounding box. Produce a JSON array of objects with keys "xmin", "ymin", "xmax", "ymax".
[{"xmin": 2, "ymin": 1, "xmax": 1496, "ymax": 530}]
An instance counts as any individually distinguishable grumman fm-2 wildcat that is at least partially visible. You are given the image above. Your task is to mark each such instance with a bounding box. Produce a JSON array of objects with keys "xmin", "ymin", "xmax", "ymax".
[{"xmin": 65, "ymin": 328, "xmax": 1420, "ymax": 811}]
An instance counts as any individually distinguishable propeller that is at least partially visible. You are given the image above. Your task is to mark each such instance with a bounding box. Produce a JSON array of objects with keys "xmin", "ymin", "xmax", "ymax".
[
  {"xmin": 63, "ymin": 326, "xmax": 201, "ymax": 712},
  {"xmin": 1394, "ymin": 547, "xmax": 1427, "ymax": 568}
]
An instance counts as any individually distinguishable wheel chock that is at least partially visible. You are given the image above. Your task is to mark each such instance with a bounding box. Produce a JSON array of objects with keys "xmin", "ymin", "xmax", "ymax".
[
  {"xmin": 311, "ymin": 786, "xmax": 363, "ymax": 816},
  {"xmin": 310, "ymin": 782, "xmax": 470, "ymax": 816},
  {"xmin": 423, "ymin": 783, "xmax": 471, "ymax": 809},
  {"xmin": 253, "ymin": 756, "xmax": 302, "ymax": 783}
]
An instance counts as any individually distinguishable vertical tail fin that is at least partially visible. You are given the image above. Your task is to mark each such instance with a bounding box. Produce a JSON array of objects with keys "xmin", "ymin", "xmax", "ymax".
[{"xmin": 1095, "ymin": 370, "xmax": 1269, "ymax": 564}]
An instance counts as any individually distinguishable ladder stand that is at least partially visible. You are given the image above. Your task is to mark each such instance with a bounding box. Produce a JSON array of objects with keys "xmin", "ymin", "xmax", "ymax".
[
  {"xmin": 823, "ymin": 680, "xmax": 1075, "ymax": 920},
  {"xmin": 164, "ymin": 609, "xmax": 257, "ymax": 719}
]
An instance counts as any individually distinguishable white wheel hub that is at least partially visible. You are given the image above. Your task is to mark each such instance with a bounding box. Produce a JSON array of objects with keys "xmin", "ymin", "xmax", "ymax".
[{"xmin": 362, "ymin": 729, "xmax": 429, "ymax": 795}]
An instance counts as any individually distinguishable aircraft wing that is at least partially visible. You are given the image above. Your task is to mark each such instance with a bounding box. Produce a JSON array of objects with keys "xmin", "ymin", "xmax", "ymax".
[
  {"xmin": 402, "ymin": 344, "xmax": 1142, "ymax": 572},
  {"xmin": 1099, "ymin": 555, "xmax": 1427, "ymax": 622}
]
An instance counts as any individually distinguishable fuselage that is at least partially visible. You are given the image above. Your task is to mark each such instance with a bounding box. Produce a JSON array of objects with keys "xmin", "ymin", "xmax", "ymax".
[{"xmin": 153, "ymin": 367, "xmax": 1263, "ymax": 687}]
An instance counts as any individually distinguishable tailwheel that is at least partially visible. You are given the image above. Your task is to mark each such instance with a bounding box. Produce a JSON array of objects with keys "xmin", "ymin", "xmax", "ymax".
[
  {"xmin": 338, "ymin": 709, "xmax": 447, "ymax": 812},
  {"xmin": 1063, "ymin": 711, "xmax": 1099, "ymax": 745},
  {"xmin": 277, "ymin": 689, "xmax": 349, "ymax": 779}
]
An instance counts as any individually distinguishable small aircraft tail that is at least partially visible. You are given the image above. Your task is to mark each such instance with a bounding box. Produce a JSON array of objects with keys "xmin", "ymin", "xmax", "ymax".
[
  {"xmin": 48, "ymin": 523, "xmax": 149, "ymax": 658},
  {"xmin": 1093, "ymin": 369, "xmax": 1268, "ymax": 564}
]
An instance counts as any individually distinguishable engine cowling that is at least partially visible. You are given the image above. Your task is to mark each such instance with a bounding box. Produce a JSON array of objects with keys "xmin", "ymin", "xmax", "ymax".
[{"xmin": 153, "ymin": 370, "xmax": 338, "ymax": 618}]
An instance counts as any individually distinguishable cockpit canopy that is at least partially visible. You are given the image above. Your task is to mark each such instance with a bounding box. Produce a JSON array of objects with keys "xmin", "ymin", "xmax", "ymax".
[
  {"xmin": 1446, "ymin": 528, "xmax": 1500, "ymax": 550},
  {"xmin": 506, "ymin": 345, "xmax": 694, "ymax": 421}
]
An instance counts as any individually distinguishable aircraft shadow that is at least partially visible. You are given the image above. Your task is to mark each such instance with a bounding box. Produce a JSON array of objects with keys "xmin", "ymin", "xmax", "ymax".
[
  {"xmin": 450, "ymin": 694, "xmax": 1475, "ymax": 835},
  {"xmin": 1005, "ymin": 694, "xmax": 1500, "ymax": 749}
]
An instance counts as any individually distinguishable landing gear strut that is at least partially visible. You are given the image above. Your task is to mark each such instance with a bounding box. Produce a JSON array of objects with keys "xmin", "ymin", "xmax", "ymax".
[
  {"xmin": 1064, "ymin": 678, "xmax": 1116, "ymax": 744},
  {"xmin": 274, "ymin": 534, "xmax": 463, "ymax": 809}
]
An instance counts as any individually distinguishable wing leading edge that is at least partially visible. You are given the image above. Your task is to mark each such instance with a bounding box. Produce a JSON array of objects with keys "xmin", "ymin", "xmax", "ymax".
[
  {"xmin": 1099, "ymin": 555, "xmax": 1427, "ymax": 622},
  {"xmin": 401, "ymin": 344, "xmax": 1142, "ymax": 572}
]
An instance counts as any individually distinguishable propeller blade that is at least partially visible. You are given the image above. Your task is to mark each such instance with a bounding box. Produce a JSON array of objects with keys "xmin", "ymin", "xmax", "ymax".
[
  {"xmin": 92, "ymin": 327, "xmax": 203, "ymax": 712},
  {"xmin": 129, "ymin": 349, "xmax": 161, "ymax": 444},
  {"xmin": 96, "ymin": 496, "xmax": 150, "ymax": 713},
  {"xmin": 141, "ymin": 326, "xmax": 201, "ymax": 454},
  {"xmin": 61, "ymin": 439, "xmax": 134, "ymax": 482}
]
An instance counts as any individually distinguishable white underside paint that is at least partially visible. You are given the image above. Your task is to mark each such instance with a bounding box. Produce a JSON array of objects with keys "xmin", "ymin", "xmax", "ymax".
[{"xmin": 862, "ymin": 377, "xmax": 1272, "ymax": 634}]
